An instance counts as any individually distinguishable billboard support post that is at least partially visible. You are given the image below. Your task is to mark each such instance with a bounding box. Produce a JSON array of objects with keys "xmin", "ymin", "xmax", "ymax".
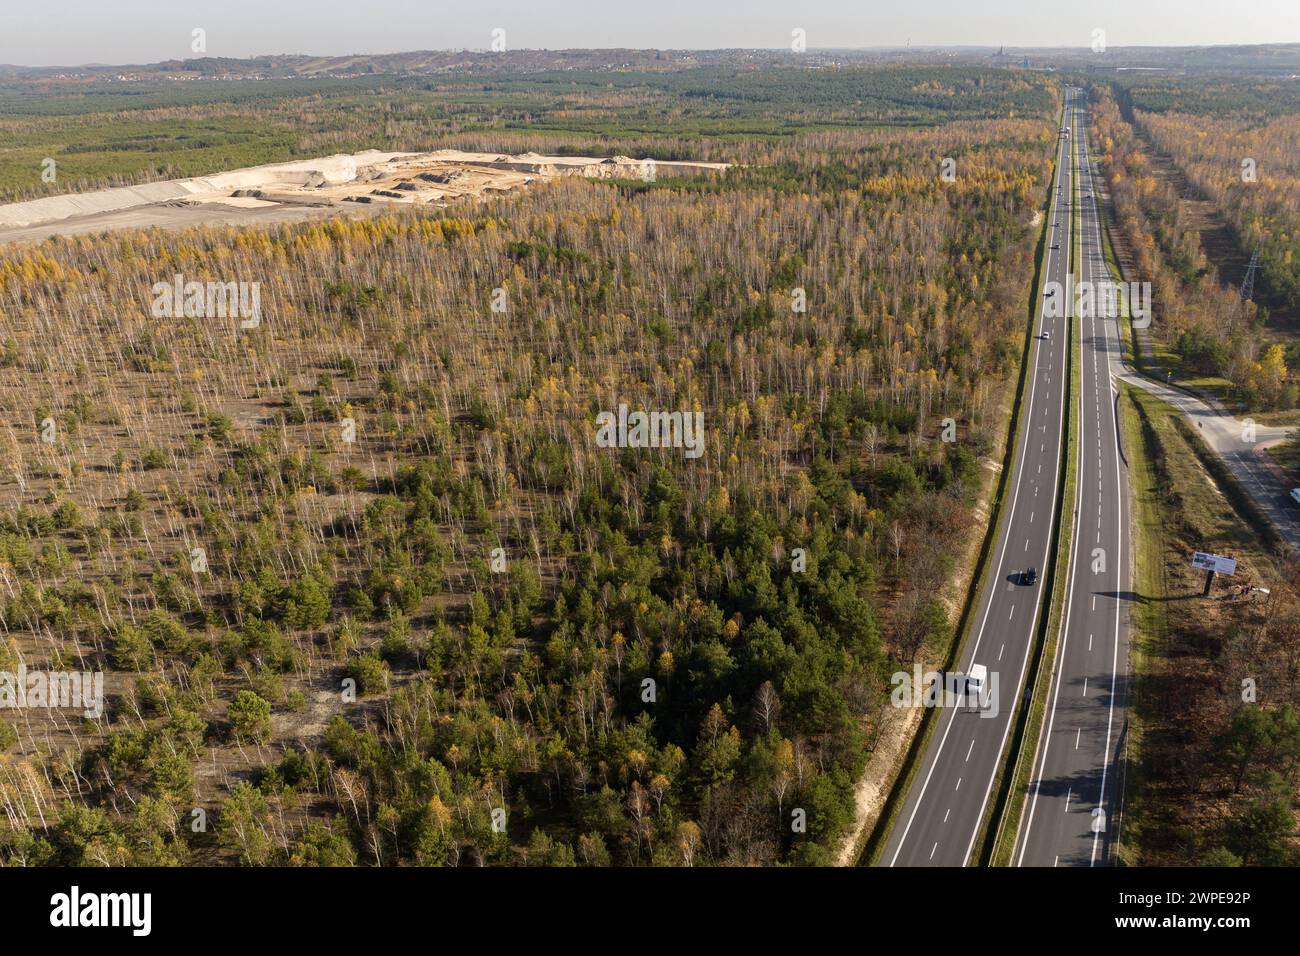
[{"xmin": 1192, "ymin": 551, "xmax": 1236, "ymax": 599}]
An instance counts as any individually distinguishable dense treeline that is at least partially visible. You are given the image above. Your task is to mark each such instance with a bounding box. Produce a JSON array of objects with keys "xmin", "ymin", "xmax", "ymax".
[
  {"xmin": 1115, "ymin": 76, "xmax": 1300, "ymax": 123},
  {"xmin": 1135, "ymin": 108, "xmax": 1300, "ymax": 322},
  {"xmin": 0, "ymin": 65, "xmax": 1055, "ymax": 204},
  {"xmin": 1090, "ymin": 86, "xmax": 1293, "ymax": 408},
  {"xmin": 1094, "ymin": 78, "xmax": 1300, "ymax": 409},
  {"xmin": 0, "ymin": 77, "xmax": 1054, "ymax": 865}
]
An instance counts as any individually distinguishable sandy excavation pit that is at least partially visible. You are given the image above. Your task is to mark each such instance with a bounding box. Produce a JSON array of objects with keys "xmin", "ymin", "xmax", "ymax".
[{"xmin": 0, "ymin": 150, "xmax": 731, "ymax": 243}]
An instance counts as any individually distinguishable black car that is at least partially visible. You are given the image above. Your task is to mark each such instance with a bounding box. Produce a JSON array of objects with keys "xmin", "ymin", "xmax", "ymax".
[{"xmin": 1024, "ymin": 567, "xmax": 1038, "ymax": 585}]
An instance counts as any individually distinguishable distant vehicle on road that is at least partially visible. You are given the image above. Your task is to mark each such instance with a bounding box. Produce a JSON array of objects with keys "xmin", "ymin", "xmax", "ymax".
[
  {"xmin": 967, "ymin": 664, "xmax": 988, "ymax": 697},
  {"xmin": 1291, "ymin": 488, "xmax": 1300, "ymax": 506},
  {"xmin": 1024, "ymin": 566, "xmax": 1038, "ymax": 585}
]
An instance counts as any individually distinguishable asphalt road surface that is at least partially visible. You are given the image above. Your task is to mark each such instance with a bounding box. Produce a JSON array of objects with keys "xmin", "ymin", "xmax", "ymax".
[
  {"xmin": 880, "ymin": 92, "xmax": 1078, "ymax": 867},
  {"xmin": 1015, "ymin": 95, "xmax": 1132, "ymax": 867}
]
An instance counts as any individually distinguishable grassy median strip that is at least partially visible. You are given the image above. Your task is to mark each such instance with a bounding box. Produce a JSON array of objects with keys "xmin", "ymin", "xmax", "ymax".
[
  {"xmin": 856, "ymin": 100, "xmax": 1070, "ymax": 867},
  {"xmin": 1095, "ymin": 176, "xmax": 1139, "ymax": 371}
]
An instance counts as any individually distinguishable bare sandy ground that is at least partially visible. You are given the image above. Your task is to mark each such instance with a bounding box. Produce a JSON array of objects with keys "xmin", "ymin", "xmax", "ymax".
[{"xmin": 0, "ymin": 149, "xmax": 730, "ymax": 245}]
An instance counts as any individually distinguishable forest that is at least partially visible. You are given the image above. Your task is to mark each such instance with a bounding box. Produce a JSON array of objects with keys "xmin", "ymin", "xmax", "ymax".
[
  {"xmin": 1095, "ymin": 77, "xmax": 1300, "ymax": 410},
  {"xmin": 0, "ymin": 66, "xmax": 1059, "ymax": 865},
  {"xmin": 0, "ymin": 66, "xmax": 1050, "ymax": 202}
]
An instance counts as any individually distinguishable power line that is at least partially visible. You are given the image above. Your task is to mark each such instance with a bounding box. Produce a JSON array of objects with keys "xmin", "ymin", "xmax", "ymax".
[{"xmin": 1240, "ymin": 246, "xmax": 1260, "ymax": 305}]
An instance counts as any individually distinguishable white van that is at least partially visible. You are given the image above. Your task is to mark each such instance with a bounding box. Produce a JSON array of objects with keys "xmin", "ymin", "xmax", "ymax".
[
  {"xmin": 1290, "ymin": 488, "xmax": 1300, "ymax": 506},
  {"xmin": 967, "ymin": 664, "xmax": 988, "ymax": 695}
]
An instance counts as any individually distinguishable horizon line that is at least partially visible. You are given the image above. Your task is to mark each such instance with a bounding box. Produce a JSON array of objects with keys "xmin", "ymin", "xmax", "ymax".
[{"xmin": 7, "ymin": 41, "xmax": 1300, "ymax": 71}]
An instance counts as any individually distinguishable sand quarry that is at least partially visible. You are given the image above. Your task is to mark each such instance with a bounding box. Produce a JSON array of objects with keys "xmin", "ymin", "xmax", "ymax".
[{"xmin": 0, "ymin": 150, "xmax": 730, "ymax": 243}]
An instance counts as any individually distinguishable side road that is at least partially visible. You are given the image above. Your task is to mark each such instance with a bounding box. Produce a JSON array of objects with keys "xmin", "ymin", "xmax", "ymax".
[
  {"xmin": 1094, "ymin": 144, "xmax": 1300, "ymax": 553},
  {"xmin": 1116, "ymin": 366, "xmax": 1300, "ymax": 551}
]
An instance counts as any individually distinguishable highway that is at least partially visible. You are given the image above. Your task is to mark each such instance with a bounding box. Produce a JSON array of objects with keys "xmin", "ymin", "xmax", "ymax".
[
  {"xmin": 1015, "ymin": 92, "xmax": 1132, "ymax": 867},
  {"xmin": 880, "ymin": 91, "xmax": 1078, "ymax": 867}
]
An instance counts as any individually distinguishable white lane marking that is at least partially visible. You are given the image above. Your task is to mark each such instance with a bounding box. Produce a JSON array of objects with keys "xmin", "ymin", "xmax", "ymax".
[
  {"xmin": 955, "ymin": 777, "xmax": 962, "ymax": 791},
  {"xmin": 1018, "ymin": 121, "xmax": 1090, "ymax": 865},
  {"xmin": 943, "ymin": 808, "xmax": 951, "ymax": 823},
  {"xmin": 1083, "ymin": 677, "xmax": 1088, "ymax": 696},
  {"xmin": 930, "ymin": 842, "xmax": 938, "ymax": 860},
  {"xmin": 951, "ymin": 110, "xmax": 1071, "ymax": 868},
  {"xmin": 966, "ymin": 739, "xmax": 975, "ymax": 761},
  {"xmin": 1091, "ymin": 158, "xmax": 1128, "ymax": 868},
  {"xmin": 1075, "ymin": 728, "xmax": 1081, "ymax": 749}
]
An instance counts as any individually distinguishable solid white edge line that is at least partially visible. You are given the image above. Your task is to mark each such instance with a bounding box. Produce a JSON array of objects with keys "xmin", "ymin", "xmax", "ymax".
[
  {"xmin": 961, "ymin": 91, "xmax": 1077, "ymax": 867},
  {"xmin": 889, "ymin": 95, "xmax": 1073, "ymax": 867},
  {"xmin": 1016, "ymin": 96, "xmax": 1086, "ymax": 865},
  {"xmin": 1090, "ymin": 125, "xmax": 1126, "ymax": 869}
]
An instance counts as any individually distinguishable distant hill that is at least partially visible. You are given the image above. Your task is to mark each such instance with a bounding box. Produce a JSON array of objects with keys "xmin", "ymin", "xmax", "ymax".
[
  {"xmin": 0, "ymin": 49, "xmax": 790, "ymax": 80},
  {"xmin": 4, "ymin": 44, "xmax": 1300, "ymax": 81}
]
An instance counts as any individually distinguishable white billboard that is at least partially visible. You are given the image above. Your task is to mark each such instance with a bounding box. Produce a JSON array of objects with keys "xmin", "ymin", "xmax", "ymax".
[{"xmin": 1192, "ymin": 551, "xmax": 1237, "ymax": 575}]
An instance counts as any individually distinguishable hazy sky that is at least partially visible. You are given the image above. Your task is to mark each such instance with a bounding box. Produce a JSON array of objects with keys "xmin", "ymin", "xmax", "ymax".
[{"xmin": 4, "ymin": 0, "xmax": 1298, "ymax": 67}]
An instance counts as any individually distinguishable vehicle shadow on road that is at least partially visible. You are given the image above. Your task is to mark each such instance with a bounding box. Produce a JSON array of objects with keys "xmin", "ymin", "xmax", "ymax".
[{"xmin": 1095, "ymin": 589, "xmax": 1196, "ymax": 604}]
